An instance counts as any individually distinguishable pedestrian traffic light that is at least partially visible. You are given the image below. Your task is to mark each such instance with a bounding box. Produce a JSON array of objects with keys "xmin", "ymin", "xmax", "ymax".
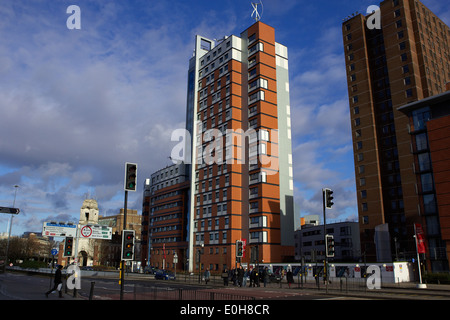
[
  {"xmin": 121, "ymin": 230, "xmax": 135, "ymax": 260},
  {"xmin": 124, "ymin": 162, "xmax": 137, "ymax": 192},
  {"xmin": 63, "ymin": 237, "xmax": 73, "ymax": 257},
  {"xmin": 236, "ymin": 240, "xmax": 244, "ymax": 258},
  {"xmin": 325, "ymin": 188, "xmax": 334, "ymax": 209},
  {"xmin": 325, "ymin": 234, "xmax": 335, "ymax": 258}
]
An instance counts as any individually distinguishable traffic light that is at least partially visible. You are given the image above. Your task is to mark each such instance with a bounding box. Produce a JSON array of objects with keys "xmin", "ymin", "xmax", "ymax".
[
  {"xmin": 325, "ymin": 188, "xmax": 334, "ymax": 209},
  {"xmin": 124, "ymin": 162, "xmax": 137, "ymax": 192},
  {"xmin": 121, "ymin": 230, "xmax": 135, "ymax": 260},
  {"xmin": 325, "ymin": 234, "xmax": 335, "ymax": 258},
  {"xmin": 63, "ymin": 237, "xmax": 73, "ymax": 257},
  {"xmin": 236, "ymin": 240, "xmax": 244, "ymax": 258}
]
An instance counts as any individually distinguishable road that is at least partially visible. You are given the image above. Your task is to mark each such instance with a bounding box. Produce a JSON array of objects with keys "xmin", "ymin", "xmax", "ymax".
[
  {"xmin": 1, "ymin": 270, "xmax": 450, "ymax": 301},
  {"xmin": 0, "ymin": 271, "xmax": 357, "ymax": 301}
]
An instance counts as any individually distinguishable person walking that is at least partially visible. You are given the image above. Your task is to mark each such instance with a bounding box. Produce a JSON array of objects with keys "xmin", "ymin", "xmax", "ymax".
[
  {"xmin": 45, "ymin": 265, "xmax": 64, "ymax": 298},
  {"xmin": 238, "ymin": 266, "xmax": 244, "ymax": 287},
  {"xmin": 204, "ymin": 268, "xmax": 211, "ymax": 285},
  {"xmin": 287, "ymin": 268, "xmax": 294, "ymax": 288},
  {"xmin": 242, "ymin": 268, "xmax": 248, "ymax": 287},
  {"xmin": 263, "ymin": 267, "xmax": 269, "ymax": 288},
  {"xmin": 222, "ymin": 267, "xmax": 229, "ymax": 286}
]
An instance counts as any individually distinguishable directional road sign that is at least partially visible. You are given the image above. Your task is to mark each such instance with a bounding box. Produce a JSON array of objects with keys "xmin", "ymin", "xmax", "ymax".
[
  {"xmin": 51, "ymin": 248, "xmax": 58, "ymax": 256},
  {"xmin": 0, "ymin": 207, "xmax": 20, "ymax": 214},
  {"xmin": 42, "ymin": 222, "xmax": 77, "ymax": 237},
  {"xmin": 80, "ymin": 224, "xmax": 112, "ymax": 240}
]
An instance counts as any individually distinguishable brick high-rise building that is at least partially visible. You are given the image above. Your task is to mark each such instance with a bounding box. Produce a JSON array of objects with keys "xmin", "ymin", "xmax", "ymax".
[
  {"xmin": 185, "ymin": 21, "xmax": 295, "ymax": 272},
  {"xmin": 342, "ymin": 0, "xmax": 450, "ymax": 269},
  {"xmin": 142, "ymin": 163, "xmax": 190, "ymax": 271},
  {"xmin": 398, "ymin": 89, "xmax": 450, "ymax": 271}
]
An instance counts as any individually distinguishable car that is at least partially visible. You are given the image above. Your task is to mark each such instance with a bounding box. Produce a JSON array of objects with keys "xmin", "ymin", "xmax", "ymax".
[
  {"xmin": 144, "ymin": 266, "xmax": 156, "ymax": 274},
  {"xmin": 154, "ymin": 269, "xmax": 176, "ymax": 280},
  {"xmin": 80, "ymin": 266, "xmax": 94, "ymax": 271}
]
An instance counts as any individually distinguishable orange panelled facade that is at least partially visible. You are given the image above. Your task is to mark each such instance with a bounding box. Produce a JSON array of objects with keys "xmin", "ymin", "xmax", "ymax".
[{"xmin": 190, "ymin": 21, "xmax": 293, "ymax": 272}]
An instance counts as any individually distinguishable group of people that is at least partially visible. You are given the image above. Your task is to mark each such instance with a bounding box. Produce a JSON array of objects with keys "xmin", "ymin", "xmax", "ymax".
[{"xmin": 220, "ymin": 266, "xmax": 295, "ymax": 288}]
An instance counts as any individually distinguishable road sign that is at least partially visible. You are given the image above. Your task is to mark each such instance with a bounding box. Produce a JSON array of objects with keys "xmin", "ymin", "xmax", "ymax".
[
  {"xmin": 80, "ymin": 224, "xmax": 112, "ymax": 240},
  {"xmin": 51, "ymin": 248, "xmax": 58, "ymax": 256},
  {"xmin": 42, "ymin": 222, "xmax": 77, "ymax": 237},
  {"xmin": 80, "ymin": 225, "xmax": 93, "ymax": 238},
  {"xmin": 0, "ymin": 207, "xmax": 20, "ymax": 214}
]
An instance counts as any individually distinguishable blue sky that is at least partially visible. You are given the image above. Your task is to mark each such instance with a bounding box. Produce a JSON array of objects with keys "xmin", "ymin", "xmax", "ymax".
[{"xmin": 0, "ymin": 0, "xmax": 449, "ymax": 236}]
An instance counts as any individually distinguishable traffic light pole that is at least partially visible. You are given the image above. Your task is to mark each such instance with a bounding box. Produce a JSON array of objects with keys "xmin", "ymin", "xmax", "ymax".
[
  {"xmin": 322, "ymin": 189, "xmax": 328, "ymax": 294},
  {"xmin": 120, "ymin": 190, "xmax": 128, "ymax": 300}
]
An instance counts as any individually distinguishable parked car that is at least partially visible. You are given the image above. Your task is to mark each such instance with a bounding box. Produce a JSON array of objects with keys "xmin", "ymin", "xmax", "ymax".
[
  {"xmin": 80, "ymin": 266, "xmax": 93, "ymax": 271},
  {"xmin": 144, "ymin": 266, "xmax": 156, "ymax": 274},
  {"xmin": 154, "ymin": 269, "xmax": 176, "ymax": 280}
]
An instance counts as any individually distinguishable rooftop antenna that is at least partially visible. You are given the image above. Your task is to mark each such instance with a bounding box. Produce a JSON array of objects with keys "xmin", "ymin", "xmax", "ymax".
[{"xmin": 251, "ymin": 1, "xmax": 263, "ymax": 22}]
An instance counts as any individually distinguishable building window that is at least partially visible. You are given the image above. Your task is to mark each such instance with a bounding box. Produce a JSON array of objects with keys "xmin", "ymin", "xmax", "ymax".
[
  {"xmin": 361, "ymin": 190, "xmax": 367, "ymax": 199},
  {"xmin": 415, "ymin": 133, "xmax": 428, "ymax": 151},
  {"xmin": 362, "ymin": 216, "xmax": 369, "ymax": 224},
  {"xmin": 362, "ymin": 203, "xmax": 368, "ymax": 212},
  {"xmin": 356, "ymin": 141, "xmax": 363, "ymax": 150},
  {"xmin": 402, "ymin": 65, "xmax": 410, "ymax": 74},
  {"xmin": 249, "ymin": 42, "xmax": 264, "ymax": 55},
  {"xmin": 404, "ymin": 77, "xmax": 411, "ymax": 85},
  {"xmin": 360, "ymin": 178, "xmax": 366, "ymax": 186},
  {"xmin": 421, "ymin": 173, "xmax": 434, "ymax": 192},
  {"xmin": 412, "ymin": 107, "xmax": 431, "ymax": 131}
]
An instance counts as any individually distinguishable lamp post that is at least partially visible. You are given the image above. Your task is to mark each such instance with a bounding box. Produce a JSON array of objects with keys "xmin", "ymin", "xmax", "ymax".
[
  {"xmin": 5, "ymin": 185, "xmax": 19, "ymax": 266},
  {"xmin": 198, "ymin": 243, "xmax": 204, "ymax": 283}
]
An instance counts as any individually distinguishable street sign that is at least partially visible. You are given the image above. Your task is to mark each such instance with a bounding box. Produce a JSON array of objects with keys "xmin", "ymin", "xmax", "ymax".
[
  {"xmin": 42, "ymin": 222, "xmax": 77, "ymax": 237},
  {"xmin": 80, "ymin": 224, "xmax": 112, "ymax": 240},
  {"xmin": 80, "ymin": 225, "xmax": 93, "ymax": 238},
  {"xmin": 51, "ymin": 248, "xmax": 58, "ymax": 256},
  {"xmin": 0, "ymin": 207, "xmax": 20, "ymax": 214}
]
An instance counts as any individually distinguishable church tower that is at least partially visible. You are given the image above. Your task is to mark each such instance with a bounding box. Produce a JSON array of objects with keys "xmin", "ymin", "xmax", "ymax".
[
  {"xmin": 79, "ymin": 199, "xmax": 99, "ymax": 225},
  {"xmin": 77, "ymin": 198, "xmax": 100, "ymax": 266}
]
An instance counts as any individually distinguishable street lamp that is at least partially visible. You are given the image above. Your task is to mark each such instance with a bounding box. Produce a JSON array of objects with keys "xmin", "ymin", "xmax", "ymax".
[
  {"xmin": 198, "ymin": 243, "xmax": 204, "ymax": 283},
  {"xmin": 5, "ymin": 185, "xmax": 19, "ymax": 266}
]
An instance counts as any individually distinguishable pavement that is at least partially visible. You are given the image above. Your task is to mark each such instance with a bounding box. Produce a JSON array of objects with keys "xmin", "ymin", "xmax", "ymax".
[
  {"xmin": 2, "ymin": 269, "xmax": 450, "ymax": 300},
  {"xmin": 0, "ymin": 271, "xmax": 84, "ymax": 300}
]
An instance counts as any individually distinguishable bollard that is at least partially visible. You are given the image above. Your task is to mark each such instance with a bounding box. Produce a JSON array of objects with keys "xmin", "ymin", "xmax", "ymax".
[{"xmin": 89, "ymin": 281, "xmax": 95, "ymax": 300}]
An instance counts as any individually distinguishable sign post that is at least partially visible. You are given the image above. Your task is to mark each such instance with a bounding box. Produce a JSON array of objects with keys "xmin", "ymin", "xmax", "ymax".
[
  {"xmin": 0, "ymin": 207, "xmax": 20, "ymax": 214},
  {"xmin": 414, "ymin": 223, "xmax": 427, "ymax": 289},
  {"xmin": 173, "ymin": 253, "xmax": 178, "ymax": 279},
  {"xmin": 42, "ymin": 222, "xmax": 77, "ymax": 237}
]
